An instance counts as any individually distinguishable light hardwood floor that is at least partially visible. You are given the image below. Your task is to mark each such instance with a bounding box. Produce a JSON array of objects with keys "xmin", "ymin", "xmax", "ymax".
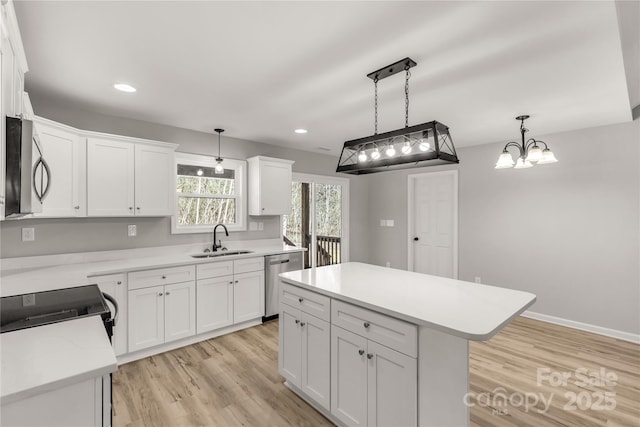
[{"xmin": 113, "ymin": 317, "xmax": 640, "ymax": 427}]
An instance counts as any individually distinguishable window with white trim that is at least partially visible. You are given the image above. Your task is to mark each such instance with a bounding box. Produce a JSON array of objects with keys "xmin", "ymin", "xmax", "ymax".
[{"xmin": 171, "ymin": 153, "xmax": 246, "ymax": 233}]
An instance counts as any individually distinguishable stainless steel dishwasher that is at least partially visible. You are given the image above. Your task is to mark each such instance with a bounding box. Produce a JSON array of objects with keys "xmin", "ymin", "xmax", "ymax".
[{"xmin": 264, "ymin": 252, "xmax": 303, "ymax": 321}]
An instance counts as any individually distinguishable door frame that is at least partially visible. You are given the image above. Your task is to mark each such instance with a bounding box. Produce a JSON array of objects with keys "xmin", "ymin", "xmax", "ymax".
[
  {"xmin": 407, "ymin": 170, "xmax": 458, "ymax": 278},
  {"xmin": 286, "ymin": 172, "xmax": 350, "ymax": 266}
]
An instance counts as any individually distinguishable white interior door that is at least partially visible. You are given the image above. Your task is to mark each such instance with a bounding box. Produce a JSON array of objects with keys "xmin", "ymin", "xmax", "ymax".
[{"xmin": 408, "ymin": 170, "xmax": 458, "ymax": 278}]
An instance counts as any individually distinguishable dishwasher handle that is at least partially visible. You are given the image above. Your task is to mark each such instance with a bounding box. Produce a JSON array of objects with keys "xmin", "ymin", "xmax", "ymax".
[{"xmin": 269, "ymin": 259, "xmax": 290, "ymax": 265}]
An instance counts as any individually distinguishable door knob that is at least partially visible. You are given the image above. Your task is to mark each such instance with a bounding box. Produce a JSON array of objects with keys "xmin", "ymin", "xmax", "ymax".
[{"xmin": 413, "ymin": 237, "xmax": 419, "ymax": 241}]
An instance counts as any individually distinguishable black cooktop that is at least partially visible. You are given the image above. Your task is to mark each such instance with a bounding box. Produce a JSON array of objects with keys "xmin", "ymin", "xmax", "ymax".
[{"xmin": 0, "ymin": 284, "xmax": 110, "ymax": 333}]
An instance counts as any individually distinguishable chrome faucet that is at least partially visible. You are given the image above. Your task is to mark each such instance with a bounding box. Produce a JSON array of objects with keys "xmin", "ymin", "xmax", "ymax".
[{"xmin": 212, "ymin": 223, "xmax": 229, "ymax": 252}]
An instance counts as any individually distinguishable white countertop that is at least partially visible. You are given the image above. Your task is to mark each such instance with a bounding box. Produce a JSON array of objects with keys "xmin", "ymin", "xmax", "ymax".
[
  {"xmin": 1, "ymin": 315, "xmax": 117, "ymax": 405},
  {"xmin": 0, "ymin": 241, "xmax": 305, "ymax": 297},
  {"xmin": 279, "ymin": 262, "xmax": 536, "ymax": 341}
]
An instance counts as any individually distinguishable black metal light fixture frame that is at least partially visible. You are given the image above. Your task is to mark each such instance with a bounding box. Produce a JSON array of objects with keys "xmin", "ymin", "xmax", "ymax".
[{"xmin": 336, "ymin": 57, "xmax": 459, "ymax": 175}]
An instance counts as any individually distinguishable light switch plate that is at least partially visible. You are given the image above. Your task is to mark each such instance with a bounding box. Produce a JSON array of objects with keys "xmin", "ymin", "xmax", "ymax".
[
  {"xmin": 127, "ymin": 225, "xmax": 137, "ymax": 237},
  {"xmin": 21, "ymin": 228, "xmax": 35, "ymax": 242},
  {"xmin": 387, "ymin": 220, "xmax": 394, "ymax": 227}
]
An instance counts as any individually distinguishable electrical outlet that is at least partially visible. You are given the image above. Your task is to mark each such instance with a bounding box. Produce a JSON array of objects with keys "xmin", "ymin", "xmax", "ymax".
[
  {"xmin": 21, "ymin": 228, "xmax": 35, "ymax": 242},
  {"xmin": 258, "ymin": 222, "xmax": 264, "ymax": 231},
  {"xmin": 249, "ymin": 222, "xmax": 258, "ymax": 231},
  {"xmin": 127, "ymin": 225, "xmax": 137, "ymax": 237},
  {"xmin": 387, "ymin": 220, "xmax": 394, "ymax": 227},
  {"xmin": 380, "ymin": 219, "xmax": 386, "ymax": 227},
  {"xmin": 474, "ymin": 276, "xmax": 482, "ymax": 284},
  {"xmin": 22, "ymin": 294, "xmax": 36, "ymax": 307}
]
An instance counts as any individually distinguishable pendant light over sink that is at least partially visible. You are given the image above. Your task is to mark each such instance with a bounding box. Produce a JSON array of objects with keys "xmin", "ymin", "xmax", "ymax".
[
  {"xmin": 214, "ymin": 128, "xmax": 225, "ymax": 175},
  {"xmin": 336, "ymin": 57, "xmax": 459, "ymax": 175},
  {"xmin": 495, "ymin": 116, "xmax": 558, "ymax": 169}
]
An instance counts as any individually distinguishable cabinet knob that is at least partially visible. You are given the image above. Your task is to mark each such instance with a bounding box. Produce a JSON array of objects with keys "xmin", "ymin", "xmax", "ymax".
[
  {"xmin": 162, "ymin": 276, "xmax": 167, "ymax": 279},
  {"xmin": 129, "ymin": 207, "xmax": 133, "ymax": 210},
  {"xmin": 363, "ymin": 322, "xmax": 370, "ymax": 329},
  {"xmin": 358, "ymin": 349, "xmax": 365, "ymax": 355},
  {"xmin": 229, "ymin": 281, "xmax": 233, "ymax": 284},
  {"xmin": 298, "ymin": 297, "xmax": 303, "ymax": 303},
  {"xmin": 165, "ymin": 292, "xmax": 170, "ymax": 296},
  {"xmin": 262, "ymin": 208, "xmax": 265, "ymax": 211},
  {"xmin": 300, "ymin": 322, "xmax": 305, "ymax": 327},
  {"xmin": 117, "ymin": 281, "xmax": 122, "ymax": 285},
  {"xmin": 136, "ymin": 207, "xmax": 140, "ymax": 210},
  {"xmin": 235, "ymin": 280, "xmax": 239, "ymax": 283},
  {"xmin": 414, "ymin": 237, "xmax": 419, "ymax": 241},
  {"xmin": 74, "ymin": 206, "xmax": 80, "ymax": 210},
  {"xmin": 158, "ymin": 292, "xmax": 163, "ymax": 296},
  {"xmin": 367, "ymin": 353, "xmax": 373, "ymax": 360},
  {"xmin": 295, "ymin": 319, "xmax": 300, "ymax": 324}
]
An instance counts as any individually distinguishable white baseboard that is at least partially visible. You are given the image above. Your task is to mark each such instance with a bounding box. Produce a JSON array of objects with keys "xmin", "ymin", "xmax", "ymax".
[{"xmin": 522, "ymin": 310, "xmax": 640, "ymax": 344}]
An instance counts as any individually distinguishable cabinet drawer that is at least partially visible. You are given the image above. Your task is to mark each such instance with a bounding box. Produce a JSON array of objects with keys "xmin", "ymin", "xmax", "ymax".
[
  {"xmin": 281, "ymin": 283, "xmax": 330, "ymax": 322},
  {"xmin": 234, "ymin": 257, "xmax": 264, "ymax": 274},
  {"xmin": 332, "ymin": 300, "xmax": 417, "ymax": 358},
  {"xmin": 197, "ymin": 261, "xmax": 233, "ymax": 280},
  {"xmin": 129, "ymin": 265, "xmax": 195, "ymax": 290}
]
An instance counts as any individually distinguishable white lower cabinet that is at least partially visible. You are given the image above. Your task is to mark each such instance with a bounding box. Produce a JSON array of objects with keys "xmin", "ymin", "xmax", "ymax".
[
  {"xmin": 279, "ymin": 303, "xmax": 330, "ymax": 410},
  {"xmin": 128, "ymin": 281, "xmax": 195, "ymax": 353},
  {"xmin": 233, "ymin": 270, "xmax": 265, "ymax": 323},
  {"xmin": 196, "ymin": 275, "xmax": 234, "ymax": 333},
  {"xmin": 331, "ymin": 325, "xmax": 417, "ymax": 427},
  {"xmin": 93, "ymin": 273, "xmax": 127, "ymax": 356}
]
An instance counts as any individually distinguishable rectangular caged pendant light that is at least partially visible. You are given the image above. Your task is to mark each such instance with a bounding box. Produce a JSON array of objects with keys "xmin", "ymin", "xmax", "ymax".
[{"xmin": 336, "ymin": 58, "xmax": 459, "ymax": 175}]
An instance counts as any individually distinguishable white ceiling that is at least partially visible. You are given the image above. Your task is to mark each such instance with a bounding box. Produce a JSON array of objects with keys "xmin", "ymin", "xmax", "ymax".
[{"xmin": 14, "ymin": 1, "xmax": 634, "ymax": 155}]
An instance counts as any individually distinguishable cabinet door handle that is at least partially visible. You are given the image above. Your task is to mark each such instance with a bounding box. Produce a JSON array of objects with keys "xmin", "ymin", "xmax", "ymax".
[
  {"xmin": 295, "ymin": 319, "xmax": 300, "ymax": 324},
  {"xmin": 300, "ymin": 322, "xmax": 305, "ymax": 327},
  {"xmin": 363, "ymin": 322, "xmax": 370, "ymax": 329},
  {"xmin": 367, "ymin": 353, "xmax": 373, "ymax": 359},
  {"xmin": 158, "ymin": 292, "xmax": 163, "ymax": 296},
  {"xmin": 117, "ymin": 281, "xmax": 122, "ymax": 285},
  {"xmin": 74, "ymin": 206, "xmax": 80, "ymax": 210},
  {"xmin": 298, "ymin": 297, "xmax": 303, "ymax": 303},
  {"xmin": 358, "ymin": 349, "xmax": 365, "ymax": 355}
]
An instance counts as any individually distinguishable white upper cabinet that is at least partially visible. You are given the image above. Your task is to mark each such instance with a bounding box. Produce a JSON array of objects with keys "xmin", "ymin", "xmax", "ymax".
[
  {"xmin": 33, "ymin": 118, "xmax": 87, "ymax": 217},
  {"xmin": 87, "ymin": 137, "xmax": 176, "ymax": 217},
  {"xmin": 247, "ymin": 156, "xmax": 294, "ymax": 215},
  {"xmin": 134, "ymin": 144, "xmax": 174, "ymax": 216},
  {"xmin": 87, "ymin": 138, "xmax": 135, "ymax": 216}
]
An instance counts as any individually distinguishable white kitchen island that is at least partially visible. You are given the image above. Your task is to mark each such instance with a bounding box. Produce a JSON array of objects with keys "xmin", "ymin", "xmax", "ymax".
[{"xmin": 278, "ymin": 262, "xmax": 536, "ymax": 427}]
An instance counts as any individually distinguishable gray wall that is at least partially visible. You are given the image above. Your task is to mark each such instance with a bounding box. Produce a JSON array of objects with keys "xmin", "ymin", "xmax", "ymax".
[
  {"xmin": 366, "ymin": 119, "xmax": 640, "ymax": 335},
  {"xmin": 0, "ymin": 96, "xmax": 370, "ymax": 261}
]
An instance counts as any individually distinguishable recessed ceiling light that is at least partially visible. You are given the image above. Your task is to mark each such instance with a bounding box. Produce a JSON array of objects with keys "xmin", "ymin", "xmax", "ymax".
[
  {"xmin": 294, "ymin": 128, "xmax": 308, "ymax": 134},
  {"xmin": 114, "ymin": 83, "xmax": 136, "ymax": 93}
]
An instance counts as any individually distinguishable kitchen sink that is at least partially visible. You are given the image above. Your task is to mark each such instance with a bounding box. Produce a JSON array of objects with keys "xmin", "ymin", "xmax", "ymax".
[{"xmin": 191, "ymin": 250, "xmax": 253, "ymax": 258}]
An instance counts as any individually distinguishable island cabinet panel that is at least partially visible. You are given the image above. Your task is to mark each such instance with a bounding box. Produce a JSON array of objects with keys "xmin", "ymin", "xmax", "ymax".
[
  {"xmin": 367, "ymin": 341, "xmax": 417, "ymax": 427},
  {"xmin": 279, "ymin": 303, "xmax": 331, "ymax": 411},
  {"xmin": 332, "ymin": 300, "xmax": 417, "ymax": 358},
  {"xmin": 331, "ymin": 325, "xmax": 368, "ymax": 427}
]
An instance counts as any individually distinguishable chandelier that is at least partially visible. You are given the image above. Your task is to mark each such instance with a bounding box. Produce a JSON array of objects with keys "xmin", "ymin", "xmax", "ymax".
[
  {"xmin": 495, "ymin": 116, "xmax": 558, "ymax": 169},
  {"xmin": 214, "ymin": 128, "xmax": 225, "ymax": 174},
  {"xmin": 336, "ymin": 58, "xmax": 459, "ymax": 175}
]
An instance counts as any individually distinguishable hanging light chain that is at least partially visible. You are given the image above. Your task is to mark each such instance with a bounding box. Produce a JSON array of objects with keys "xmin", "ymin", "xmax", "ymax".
[
  {"xmin": 374, "ymin": 77, "xmax": 379, "ymax": 135},
  {"xmin": 405, "ymin": 67, "xmax": 411, "ymax": 128}
]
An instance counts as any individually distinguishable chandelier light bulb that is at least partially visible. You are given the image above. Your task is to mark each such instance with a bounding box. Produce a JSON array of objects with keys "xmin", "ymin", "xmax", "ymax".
[
  {"xmin": 513, "ymin": 157, "xmax": 533, "ymax": 169},
  {"xmin": 526, "ymin": 145, "xmax": 543, "ymax": 162},
  {"xmin": 386, "ymin": 144, "xmax": 396, "ymax": 157},
  {"xmin": 495, "ymin": 150, "xmax": 515, "ymax": 169},
  {"xmin": 419, "ymin": 140, "xmax": 430, "ymax": 152},
  {"xmin": 537, "ymin": 149, "xmax": 558, "ymax": 164},
  {"xmin": 401, "ymin": 141, "xmax": 412, "ymax": 155},
  {"xmin": 371, "ymin": 147, "xmax": 380, "ymax": 160},
  {"xmin": 196, "ymin": 169, "xmax": 204, "ymax": 176},
  {"xmin": 358, "ymin": 150, "xmax": 368, "ymax": 162},
  {"xmin": 214, "ymin": 160, "xmax": 224, "ymax": 175}
]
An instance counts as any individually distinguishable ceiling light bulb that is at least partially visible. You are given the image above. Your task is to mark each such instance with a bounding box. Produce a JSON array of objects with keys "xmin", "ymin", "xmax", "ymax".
[
  {"xmin": 419, "ymin": 140, "xmax": 430, "ymax": 151},
  {"xmin": 294, "ymin": 129, "xmax": 308, "ymax": 134},
  {"xmin": 526, "ymin": 145, "xmax": 543, "ymax": 162},
  {"xmin": 401, "ymin": 142, "xmax": 412, "ymax": 155},
  {"xmin": 386, "ymin": 145, "xmax": 396, "ymax": 157},
  {"xmin": 196, "ymin": 169, "xmax": 204, "ymax": 176},
  {"xmin": 114, "ymin": 83, "xmax": 136, "ymax": 93},
  {"xmin": 358, "ymin": 150, "xmax": 367, "ymax": 162},
  {"xmin": 214, "ymin": 160, "xmax": 224, "ymax": 175},
  {"xmin": 495, "ymin": 150, "xmax": 515, "ymax": 169},
  {"xmin": 371, "ymin": 148, "xmax": 380, "ymax": 160},
  {"xmin": 513, "ymin": 157, "xmax": 533, "ymax": 169},
  {"xmin": 537, "ymin": 149, "xmax": 558, "ymax": 164}
]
